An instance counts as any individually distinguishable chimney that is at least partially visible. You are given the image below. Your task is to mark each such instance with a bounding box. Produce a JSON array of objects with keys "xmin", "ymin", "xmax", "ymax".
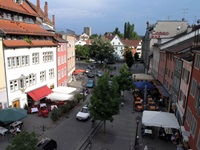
[
  {"xmin": 52, "ymin": 15, "xmax": 55, "ymax": 29},
  {"xmin": 37, "ymin": 0, "xmax": 40, "ymax": 10},
  {"xmin": 44, "ymin": 2, "xmax": 48, "ymax": 17}
]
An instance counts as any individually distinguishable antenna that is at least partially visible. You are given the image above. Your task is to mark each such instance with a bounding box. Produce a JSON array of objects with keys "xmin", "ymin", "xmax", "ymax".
[{"xmin": 182, "ymin": 8, "xmax": 188, "ymax": 20}]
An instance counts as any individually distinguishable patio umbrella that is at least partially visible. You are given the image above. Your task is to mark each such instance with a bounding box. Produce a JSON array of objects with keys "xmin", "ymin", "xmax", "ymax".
[
  {"xmin": 0, "ymin": 108, "xmax": 27, "ymax": 124},
  {"xmin": 134, "ymin": 81, "xmax": 155, "ymax": 90}
]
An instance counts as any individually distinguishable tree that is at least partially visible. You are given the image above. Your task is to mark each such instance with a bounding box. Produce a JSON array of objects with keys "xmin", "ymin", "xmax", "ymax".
[
  {"xmin": 116, "ymin": 64, "xmax": 133, "ymax": 92},
  {"xmin": 6, "ymin": 131, "xmax": 38, "ymax": 150},
  {"xmin": 90, "ymin": 34, "xmax": 98, "ymax": 39},
  {"xmin": 124, "ymin": 46, "xmax": 134, "ymax": 69},
  {"xmin": 124, "ymin": 22, "xmax": 140, "ymax": 40},
  {"xmin": 134, "ymin": 52, "xmax": 139, "ymax": 61},
  {"xmin": 75, "ymin": 45, "xmax": 90, "ymax": 59},
  {"xmin": 113, "ymin": 27, "xmax": 123, "ymax": 38},
  {"xmin": 90, "ymin": 36, "xmax": 114, "ymax": 64},
  {"xmin": 89, "ymin": 73, "xmax": 120, "ymax": 134}
]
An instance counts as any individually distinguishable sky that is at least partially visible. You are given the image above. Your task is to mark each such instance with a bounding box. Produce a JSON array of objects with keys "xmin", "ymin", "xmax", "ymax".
[{"xmin": 30, "ymin": 0, "xmax": 200, "ymax": 36}]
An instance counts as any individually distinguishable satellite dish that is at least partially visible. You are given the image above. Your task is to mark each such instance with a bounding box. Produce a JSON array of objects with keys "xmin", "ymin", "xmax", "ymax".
[{"xmin": 177, "ymin": 27, "xmax": 181, "ymax": 30}]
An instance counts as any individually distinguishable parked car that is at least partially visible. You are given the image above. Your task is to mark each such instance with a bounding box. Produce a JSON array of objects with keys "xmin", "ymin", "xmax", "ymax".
[
  {"xmin": 85, "ymin": 68, "xmax": 90, "ymax": 74},
  {"xmin": 87, "ymin": 71, "xmax": 95, "ymax": 78},
  {"xmin": 96, "ymin": 70, "xmax": 103, "ymax": 77},
  {"xmin": 76, "ymin": 106, "xmax": 90, "ymax": 121},
  {"xmin": 37, "ymin": 138, "xmax": 57, "ymax": 150},
  {"xmin": 86, "ymin": 79, "xmax": 95, "ymax": 88},
  {"xmin": 87, "ymin": 65, "xmax": 95, "ymax": 70}
]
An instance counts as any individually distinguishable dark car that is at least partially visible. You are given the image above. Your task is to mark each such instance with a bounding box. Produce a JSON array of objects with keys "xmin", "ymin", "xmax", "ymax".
[
  {"xmin": 87, "ymin": 65, "xmax": 95, "ymax": 70},
  {"xmin": 37, "ymin": 138, "xmax": 57, "ymax": 150},
  {"xmin": 87, "ymin": 72, "xmax": 95, "ymax": 78}
]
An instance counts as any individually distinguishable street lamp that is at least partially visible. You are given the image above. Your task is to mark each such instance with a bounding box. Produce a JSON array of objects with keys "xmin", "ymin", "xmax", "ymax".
[{"xmin": 134, "ymin": 116, "xmax": 141, "ymax": 149}]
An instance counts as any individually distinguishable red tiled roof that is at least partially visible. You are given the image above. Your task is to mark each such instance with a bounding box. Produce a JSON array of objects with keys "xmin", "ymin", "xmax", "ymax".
[
  {"xmin": 4, "ymin": 40, "xmax": 57, "ymax": 48},
  {"xmin": 0, "ymin": 0, "xmax": 38, "ymax": 16},
  {"xmin": 0, "ymin": 20, "xmax": 54, "ymax": 36},
  {"xmin": 27, "ymin": 1, "xmax": 53, "ymax": 26},
  {"xmin": 121, "ymin": 39, "xmax": 142, "ymax": 47}
]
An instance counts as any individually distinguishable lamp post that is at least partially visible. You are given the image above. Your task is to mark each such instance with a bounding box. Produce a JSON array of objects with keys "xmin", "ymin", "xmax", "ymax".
[{"xmin": 134, "ymin": 116, "xmax": 141, "ymax": 149}]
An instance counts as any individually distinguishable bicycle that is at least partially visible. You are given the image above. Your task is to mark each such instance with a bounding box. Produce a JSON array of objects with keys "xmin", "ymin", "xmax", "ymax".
[{"xmin": 8, "ymin": 132, "xmax": 16, "ymax": 143}]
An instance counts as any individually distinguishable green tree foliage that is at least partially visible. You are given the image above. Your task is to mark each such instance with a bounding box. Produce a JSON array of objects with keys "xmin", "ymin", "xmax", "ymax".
[
  {"xmin": 90, "ymin": 34, "xmax": 98, "ymax": 39},
  {"xmin": 75, "ymin": 45, "xmax": 90, "ymax": 59},
  {"xmin": 124, "ymin": 22, "xmax": 140, "ymax": 40},
  {"xmin": 116, "ymin": 64, "xmax": 133, "ymax": 92},
  {"xmin": 134, "ymin": 52, "xmax": 139, "ymax": 61},
  {"xmin": 90, "ymin": 36, "xmax": 114, "ymax": 64},
  {"xmin": 6, "ymin": 131, "xmax": 38, "ymax": 150},
  {"xmin": 113, "ymin": 27, "xmax": 123, "ymax": 38},
  {"xmin": 89, "ymin": 73, "xmax": 120, "ymax": 133},
  {"xmin": 124, "ymin": 46, "xmax": 134, "ymax": 69}
]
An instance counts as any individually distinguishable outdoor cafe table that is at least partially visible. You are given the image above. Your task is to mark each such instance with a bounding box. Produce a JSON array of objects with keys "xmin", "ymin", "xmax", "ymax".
[
  {"xmin": 144, "ymin": 129, "xmax": 152, "ymax": 134},
  {"xmin": 10, "ymin": 121, "xmax": 23, "ymax": 129},
  {"xmin": 0, "ymin": 126, "xmax": 8, "ymax": 136},
  {"xmin": 164, "ymin": 127, "xmax": 173, "ymax": 135}
]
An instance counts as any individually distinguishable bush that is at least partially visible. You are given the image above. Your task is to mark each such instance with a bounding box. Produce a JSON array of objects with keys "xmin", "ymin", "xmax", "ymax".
[
  {"xmin": 50, "ymin": 108, "xmax": 59, "ymax": 122},
  {"xmin": 74, "ymin": 93, "xmax": 83, "ymax": 102}
]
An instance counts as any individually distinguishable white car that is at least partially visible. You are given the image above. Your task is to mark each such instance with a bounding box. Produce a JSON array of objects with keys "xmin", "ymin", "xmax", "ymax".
[{"xmin": 76, "ymin": 106, "xmax": 90, "ymax": 121}]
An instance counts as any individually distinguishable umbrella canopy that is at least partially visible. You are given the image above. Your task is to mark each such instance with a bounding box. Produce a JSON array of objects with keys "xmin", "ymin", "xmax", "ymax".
[
  {"xmin": 0, "ymin": 108, "xmax": 27, "ymax": 124},
  {"xmin": 134, "ymin": 81, "xmax": 155, "ymax": 90},
  {"xmin": 132, "ymin": 73, "xmax": 154, "ymax": 81},
  {"xmin": 72, "ymin": 69, "xmax": 85, "ymax": 75},
  {"xmin": 142, "ymin": 111, "xmax": 180, "ymax": 129}
]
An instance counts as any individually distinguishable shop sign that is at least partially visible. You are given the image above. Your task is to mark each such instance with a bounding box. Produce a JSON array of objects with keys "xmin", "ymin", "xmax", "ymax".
[{"xmin": 151, "ymin": 30, "xmax": 169, "ymax": 39}]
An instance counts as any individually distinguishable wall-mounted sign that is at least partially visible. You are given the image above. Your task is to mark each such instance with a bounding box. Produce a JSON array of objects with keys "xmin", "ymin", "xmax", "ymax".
[{"xmin": 151, "ymin": 30, "xmax": 169, "ymax": 39}]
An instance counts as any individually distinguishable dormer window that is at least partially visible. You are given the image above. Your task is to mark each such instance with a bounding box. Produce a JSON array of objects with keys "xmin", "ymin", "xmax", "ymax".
[{"xmin": 14, "ymin": 0, "xmax": 22, "ymax": 4}]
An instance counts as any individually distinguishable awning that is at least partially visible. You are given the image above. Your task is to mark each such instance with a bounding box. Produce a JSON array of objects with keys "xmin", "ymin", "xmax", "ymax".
[
  {"xmin": 27, "ymin": 86, "xmax": 52, "ymax": 101},
  {"xmin": 153, "ymin": 80, "xmax": 170, "ymax": 97},
  {"xmin": 46, "ymin": 93, "xmax": 74, "ymax": 101},
  {"xmin": 52, "ymin": 86, "xmax": 77, "ymax": 94},
  {"xmin": 72, "ymin": 69, "xmax": 85, "ymax": 75},
  {"xmin": 142, "ymin": 110, "xmax": 180, "ymax": 129}
]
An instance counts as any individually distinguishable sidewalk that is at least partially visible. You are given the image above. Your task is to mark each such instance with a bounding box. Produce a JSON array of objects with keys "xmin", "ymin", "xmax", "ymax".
[{"xmin": 89, "ymin": 90, "xmax": 177, "ymax": 150}]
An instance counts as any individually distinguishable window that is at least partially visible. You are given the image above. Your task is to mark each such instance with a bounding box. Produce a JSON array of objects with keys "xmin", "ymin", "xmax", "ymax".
[
  {"xmin": 9, "ymin": 80, "xmax": 19, "ymax": 92},
  {"xmin": 28, "ymin": 74, "xmax": 36, "ymax": 86},
  {"xmin": 190, "ymin": 79, "xmax": 197, "ymax": 97},
  {"xmin": 58, "ymin": 71, "xmax": 60, "ymax": 80},
  {"xmin": 21, "ymin": 56, "xmax": 29, "ymax": 66},
  {"xmin": 49, "ymin": 69, "xmax": 54, "ymax": 79},
  {"xmin": 197, "ymin": 130, "xmax": 200, "ymax": 149},
  {"xmin": 195, "ymin": 87, "xmax": 200, "ymax": 109},
  {"xmin": 186, "ymin": 108, "xmax": 192, "ymax": 126},
  {"xmin": 43, "ymin": 52, "xmax": 53, "ymax": 62},
  {"xmin": 182, "ymin": 68, "xmax": 189, "ymax": 83},
  {"xmin": 32, "ymin": 53, "xmax": 39, "ymax": 64},
  {"xmin": 40, "ymin": 71, "xmax": 46, "ymax": 82},
  {"xmin": 58, "ymin": 57, "xmax": 60, "ymax": 65},
  {"xmin": 194, "ymin": 54, "xmax": 200, "ymax": 69},
  {"xmin": 190, "ymin": 116, "xmax": 197, "ymax": 137}
]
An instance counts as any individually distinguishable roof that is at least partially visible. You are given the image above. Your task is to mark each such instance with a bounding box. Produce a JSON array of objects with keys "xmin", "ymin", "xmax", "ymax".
[
  {"xmin": 164, "ymin": 37, "xmax": 194, "ymax": 53},
  {"xmin": 4, "ymin": 40, "xmax": 57, "ymax": 48},
  {"xmin": 27, "ymin": 1, "xmax": 53, "ymax": 26},
  {"xmin": 0, "ymin": 20, "xmax": 55, "ymax": 36},
  {"xmin": 175, "ymin": 53, "xmax": 194, "ymax": 62},
  {"xmin": 0, "ymin": 0, "xmax": 38, "ymax": 17},
  {"xmin": 54, "ymin": 36, "xmax": 68, "ymax": 43},
  {"xmin": 121, "ymin": 39, "xmax": 141, "ymax": 47},
  {"xmin": 104, "ymin": 33, "xmax": 116, "ymax": 41}
]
